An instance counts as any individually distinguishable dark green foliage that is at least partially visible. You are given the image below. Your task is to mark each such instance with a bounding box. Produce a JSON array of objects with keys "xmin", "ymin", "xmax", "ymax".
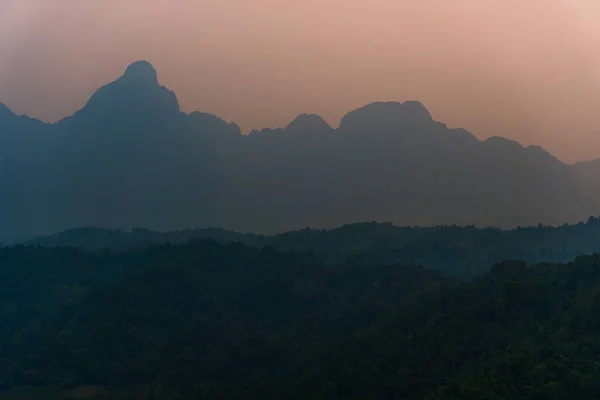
[
  {"xmin": 27, "ymin": 218, "xmax": 600, "ymax": 278},
  {"xmin": 3, "ymin": 241, "xmax": 600, "ymax": 399}
]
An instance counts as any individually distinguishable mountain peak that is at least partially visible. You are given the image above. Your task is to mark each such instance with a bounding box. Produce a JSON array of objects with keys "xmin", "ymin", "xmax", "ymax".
[
  {"xmin": 70, "ymin": 60, "xmax": 179, "ymax": 124},
  {"xmin": 123, "ymin": 61, "xmax": 158, "ymax": 85},
  {"xmin": 356, "ymin": 101, "xmax": 432, "ymax": 121},
  {"xmin": 285, "ymin": 114, "xmax": 333, "ymax": 136},
  {"xmin": 338, "ymin": 101, "xmax": 434, "ymax": 136},
  {"xmin": 401, "ymin": 101, "xmax": 432, "ymax": 119}
]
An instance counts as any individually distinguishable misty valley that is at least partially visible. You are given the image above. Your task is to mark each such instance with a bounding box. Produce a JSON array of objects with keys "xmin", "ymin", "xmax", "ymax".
[{"xmin": 2, "ymin": 62, "xmax": 600, "ymax": 399}]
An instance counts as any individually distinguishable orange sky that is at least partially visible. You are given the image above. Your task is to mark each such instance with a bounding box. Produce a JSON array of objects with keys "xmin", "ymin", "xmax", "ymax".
[{"xmin": 1, "ymin": 0, "xmax": 599, "ymax": 163}]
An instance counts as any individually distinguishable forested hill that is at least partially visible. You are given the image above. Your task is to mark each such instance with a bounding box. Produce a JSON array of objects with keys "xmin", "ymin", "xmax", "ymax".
[
  {"xmin": 1, "ymin": 60, "xmax": 598, "ymax": 241},
  {"xmin": 26, "ymin": 217, "xmax": 600, "ymax": 278},
  {"xmin": 2, "ymin": 240, "xmax": 600, "ymax": 399}
]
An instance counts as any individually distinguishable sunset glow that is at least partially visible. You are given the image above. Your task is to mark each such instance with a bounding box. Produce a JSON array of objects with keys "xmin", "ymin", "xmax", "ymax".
[{"xmin": 1, "ymin": 0, "xmax": 599, "ymax": 162}]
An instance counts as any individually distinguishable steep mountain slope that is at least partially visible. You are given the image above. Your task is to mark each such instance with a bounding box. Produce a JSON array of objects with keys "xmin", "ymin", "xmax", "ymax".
[{"xmin": 0, "ymin": 61, "xmax": 597, "ymax": 240}]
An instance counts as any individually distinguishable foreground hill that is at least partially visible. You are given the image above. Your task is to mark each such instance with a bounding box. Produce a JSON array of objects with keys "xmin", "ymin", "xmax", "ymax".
[
  {"xmin": 0, "ymin": 61, "xmax": 598, "ymax": 241},
  {"xmin": 26, "ymin": 218, "xmax": 600, "ymax": 278},
  {"xmin": 2, "ymin": 241, "xmax": 600, "ymax": 399}
]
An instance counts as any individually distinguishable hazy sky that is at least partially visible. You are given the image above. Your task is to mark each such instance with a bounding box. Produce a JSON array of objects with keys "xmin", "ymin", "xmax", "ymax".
[{"xmin": 1, "ymin": 0, "xmax": 599, "ymax": 163}]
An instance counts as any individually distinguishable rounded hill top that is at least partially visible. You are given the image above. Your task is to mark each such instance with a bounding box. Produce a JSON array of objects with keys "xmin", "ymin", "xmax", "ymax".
[{"xmin": 123, "ymin": 61, "xmax": 158, "ymax": 85}]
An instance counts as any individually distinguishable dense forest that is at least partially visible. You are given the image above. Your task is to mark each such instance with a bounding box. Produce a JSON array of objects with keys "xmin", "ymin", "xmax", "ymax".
[
  {"xmin": 26, "ymin": 217, "xmax": 600, "ymax": 279},
  {"xmin": 3, "ymin": 238, "xmax": 600, "ymax": 399}
]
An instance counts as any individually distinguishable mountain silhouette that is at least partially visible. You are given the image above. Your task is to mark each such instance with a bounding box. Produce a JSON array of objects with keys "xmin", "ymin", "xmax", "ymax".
[
  {"xmin": 65, "ymin": 60, "xmax": 179, "ymax": 127},
  {"xmin": 284, "ymin": 114, "xmax": 334, "ymax": 138},
  {"xmin": 0, "ymin": 103, "xmax": 14, "ymax": 118},
  {"xmin": 0, "ymin": 60, "xmax": 598, "ymax": 241},
  {"xmin": 574, "ymin": 158, "xmax": 600, "ymax": 206},
  {"xmin": 338, "ymin": 101, "xmax": 434, "ymax": 137}
]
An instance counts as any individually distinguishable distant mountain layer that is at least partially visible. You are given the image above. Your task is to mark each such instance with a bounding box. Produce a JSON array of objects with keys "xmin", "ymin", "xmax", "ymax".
[
  {"xmin": 1, "ymin": 60, "xmax": 598, "ymax": 240},
  {"xmin": 24, "ymin": 218, "xmax": 600, "ymax": 278}
]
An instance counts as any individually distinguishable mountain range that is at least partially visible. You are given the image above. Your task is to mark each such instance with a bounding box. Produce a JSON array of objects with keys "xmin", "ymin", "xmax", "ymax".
[
  {"xmin": 22, "ymin": 217, "xmax": 600, "ymax": 279},
  {"xmin": 1, "ymin": 60, "xmax": 599, "ymax": 241}
]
